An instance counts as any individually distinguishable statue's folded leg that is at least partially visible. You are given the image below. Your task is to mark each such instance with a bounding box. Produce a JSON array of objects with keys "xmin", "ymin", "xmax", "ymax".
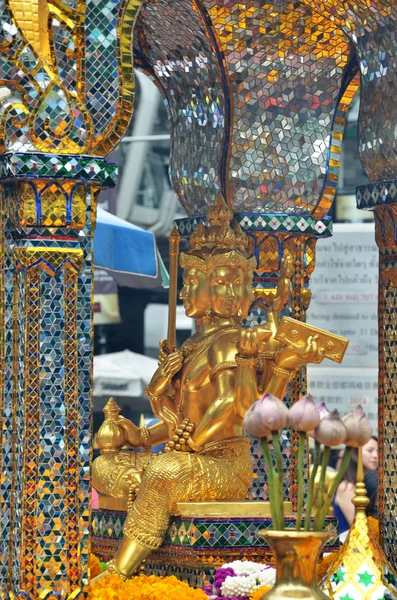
[
  {"xmin": 92, "ymin": 450, "xmax": 152, "ymax": 499},
  {"xmin": 110, "ymin": 439, "xmax": 253, "ymax": 579}
]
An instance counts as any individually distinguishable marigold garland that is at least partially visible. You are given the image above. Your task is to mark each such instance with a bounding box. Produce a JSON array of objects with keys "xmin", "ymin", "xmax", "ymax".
[
  {"xmin": 317, "ymin": 552, "xmax": 336, "ymax": 581},
  {"xmin": 87, "ymin": 573, "xmax": 208, "ymax": 600},
  {"xmin": 249, "ymin": 585, "xmax": 271, "ymax": 600},
  {"xmin": 89, "ymin": 554, "xmax": 104, "ymax": 580}
]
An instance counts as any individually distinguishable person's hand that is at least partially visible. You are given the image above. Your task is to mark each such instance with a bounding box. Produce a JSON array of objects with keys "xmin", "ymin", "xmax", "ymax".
[
  {"xmin": 237, "ymin": 328, "xmax": 258, "ymax": 358},
  {"xmin": 275, "ymin": 335, "xmax": 324, "ymax": 371}
]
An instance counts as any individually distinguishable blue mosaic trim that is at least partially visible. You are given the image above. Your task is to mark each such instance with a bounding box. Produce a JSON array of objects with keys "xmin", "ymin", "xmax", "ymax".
[
  {"xmin": 176, "ymin": 214, "xmax": 332, "ymax": 237},
  {"xmin": 0, "ymin": 153, "xmax": 117, "ymax": 188},
  {"xmin": 356, "ymin": 179, "xmax": 397, "ymax": 210}
]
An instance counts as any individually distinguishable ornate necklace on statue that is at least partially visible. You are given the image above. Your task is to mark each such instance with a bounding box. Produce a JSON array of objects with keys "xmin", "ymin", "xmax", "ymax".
[{"xmin": 181, "ymin": 323, "xmax": 238, "ymax": 358}]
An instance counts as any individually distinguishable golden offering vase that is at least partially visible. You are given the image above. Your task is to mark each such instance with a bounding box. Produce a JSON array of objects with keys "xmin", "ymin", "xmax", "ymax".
[{"xmin": 260, "ymin": 531, "xmax": 333, "ymax": 600}]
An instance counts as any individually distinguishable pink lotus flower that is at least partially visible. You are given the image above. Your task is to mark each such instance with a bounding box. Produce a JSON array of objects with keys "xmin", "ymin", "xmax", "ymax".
[
  {"xmin": 244, "ymin": 393, "xmax": 289, "ymax": 439},
  {"xmin": 342, "ymin": 405, "xmax": 372, "ymax": 447},
  {"xmin": 289, "ymin": 394, "xmax": 321, "ymax": 432},
  {"xmin": 313, "ymin": 409, "xmax": 347, "ymax": 447}
]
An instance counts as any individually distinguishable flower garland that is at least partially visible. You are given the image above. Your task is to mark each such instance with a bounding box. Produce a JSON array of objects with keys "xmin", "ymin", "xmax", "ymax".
[
  {"xmin": 202, "ymin": 560, "xmax": 276, "ymax": 600},
  {"xmin": 88, "ymin": 573, "xmax": 208, "ymax": 600},
  {"xmin": 89, "ymin": 554, "xmax": 105, "ymax": 580}
]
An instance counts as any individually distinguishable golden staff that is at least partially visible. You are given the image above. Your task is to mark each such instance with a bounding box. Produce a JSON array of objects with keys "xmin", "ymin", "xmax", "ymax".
[{"xmin": 167, "ymin": 225, "xmax": 181, "ymax": 351}]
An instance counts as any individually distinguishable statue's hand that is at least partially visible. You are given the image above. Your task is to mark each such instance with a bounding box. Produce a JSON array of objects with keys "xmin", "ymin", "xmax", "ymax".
[
  {"xmin": 146, "ymin": 350, "xmax": 183, "ymax": 396},
  {"xmin": 162, "ymin": 350, "xmax": 183, "ymax": 378},
  {"xmin": 275, "ymin": 335, "xmax": 324, "ymax": 371},
  {"xmin": 237, "ymin": 328, "xmax": 258, "ymax": 358},
  {"xmin": 158, "ymin": 339, "xmax": 171, "ymax": 365},
  {"xmin": 116, "ymin": 416, "xmax": 142, "ymax": 448}
]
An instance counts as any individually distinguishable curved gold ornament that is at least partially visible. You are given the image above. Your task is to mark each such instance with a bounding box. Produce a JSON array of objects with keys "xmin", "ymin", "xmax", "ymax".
[{"xmin": 1, "ymin": 0, "xmax": 142, "ymax": 155}]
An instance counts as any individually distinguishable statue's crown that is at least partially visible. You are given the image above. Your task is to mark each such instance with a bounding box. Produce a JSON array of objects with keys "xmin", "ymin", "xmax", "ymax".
[{"xmin": 180, "ymin": 194, "xmax": 255, "ymax": 273}]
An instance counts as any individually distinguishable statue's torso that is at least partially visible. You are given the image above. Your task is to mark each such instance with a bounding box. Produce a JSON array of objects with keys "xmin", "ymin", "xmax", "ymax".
[{"xmin": 171, "ymin": 327, "xmax": 246, "ymax": 443}]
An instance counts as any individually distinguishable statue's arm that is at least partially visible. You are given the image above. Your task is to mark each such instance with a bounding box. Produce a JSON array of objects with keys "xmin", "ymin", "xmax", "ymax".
[
  {"xmin": 146, "ymin": 420, "xmax": 172, "ymax": 445},
  {"xmin": 234, "ymin": 356, "xmax": 259, "ymax": 418},
  {"xmin": 234, "ymin": 327, "xmax": 269, "ymax": 417},
  {"xmin": 117, "ymin": 417, "xmax": 170, "ymax": 448}
]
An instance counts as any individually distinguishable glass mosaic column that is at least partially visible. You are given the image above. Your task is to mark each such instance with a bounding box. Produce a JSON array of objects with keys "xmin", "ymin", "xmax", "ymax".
[
  {"xmin": 134, "ymin": 0, "xmax": 360, "ymax": 507},
  {"xmin": 313, "ymin": 0, "xmax": 397, "ymax": 572},
  {"xmin": 0, "ymin": 0, "xmax": 142, "ymax": 596},
  {"xmin": 356, "ymin": 187, "xmax": 397, "ymax": 571},
  {"xmin": 0, "ymin": 155, "xmax": 116, "ymax": 595}
]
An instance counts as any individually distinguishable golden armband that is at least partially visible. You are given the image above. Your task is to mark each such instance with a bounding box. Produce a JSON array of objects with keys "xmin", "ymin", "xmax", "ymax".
[
  {"xmin": 271, "ymin": 364, "xmax": 296, "ymax": 382},
  {"xmin": 145, "ymin": 386, "xmax": 163, "ymax": 403},
  {"xmin": 139, "ymin": 425, "xmax": 152, "ymax": 452},
  {"xmin": 235, "ymin": 354, "xmax": 258, "ymax": 369}
]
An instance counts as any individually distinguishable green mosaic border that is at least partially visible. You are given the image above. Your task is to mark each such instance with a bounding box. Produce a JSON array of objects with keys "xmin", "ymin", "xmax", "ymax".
[
  {"xmin": 91, "ymin": 510, "xmax": 338, "ymax": 551},
  {"xmin": 176, "ymin": 214, "xmax": 332, "ymax": 237},
  {"xmin": 0, "ymin": 152, "xmax": 117, "ymax": 187}
]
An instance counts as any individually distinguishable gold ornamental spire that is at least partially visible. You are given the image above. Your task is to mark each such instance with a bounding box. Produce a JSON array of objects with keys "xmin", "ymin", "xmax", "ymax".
[{"xmin": 321, "ymin": 448, "xmax": 397, "ymax": 599}]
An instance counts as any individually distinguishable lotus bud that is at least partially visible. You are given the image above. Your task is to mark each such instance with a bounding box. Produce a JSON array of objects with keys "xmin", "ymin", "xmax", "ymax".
[
  {"xmin": 308, "ymin": 402, "xmax": 330, "ymax": 437},
  {"xmin": 313, "ymin": 409, "xmax": 347, "ymax": 447},
  {"xmin": 244, "ymin": 393, "xmax": 289, "ymax": 439},
  {"xmin": 317, "ymin": 403, "xmax": 330, "ymax": 420},
  {"xmin": 289, "ymin": 394, "xmax": 321, "ymax": 432},
  {"xmin": 342, "ymin": 405, "xmax": 372, "ymax": 448},
  {"xmin": 244, "ymin": 402, "xmax": 271, "ymax": 439}
]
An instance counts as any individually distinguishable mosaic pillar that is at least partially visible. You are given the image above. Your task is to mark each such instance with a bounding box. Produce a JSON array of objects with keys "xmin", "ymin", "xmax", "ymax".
[
  {"xmin": 356, "ymin": 185, "xmax": 397, "ymax": 571},
  {"xmin": 0, "ymin": 154, "xmax": 116, "ymax": 596},
  {"xmin": 0, "ymin": 0, "xmax": 142, "ymax": 594}
]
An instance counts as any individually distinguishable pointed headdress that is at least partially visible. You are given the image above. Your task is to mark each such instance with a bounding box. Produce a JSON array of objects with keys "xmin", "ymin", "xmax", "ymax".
[{"xmin": 180, "ymin": 194, "xmax": 256, "ymax": 273}]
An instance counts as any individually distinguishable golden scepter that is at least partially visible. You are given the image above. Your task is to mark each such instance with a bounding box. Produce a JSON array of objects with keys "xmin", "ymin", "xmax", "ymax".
[{"xmin": 167, "ymin": 225, "xmax": 181, "ymax": 351}]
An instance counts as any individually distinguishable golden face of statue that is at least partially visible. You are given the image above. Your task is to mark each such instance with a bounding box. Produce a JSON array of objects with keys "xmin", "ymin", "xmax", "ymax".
[
  {"xmin": 209, "ymin": 267, "xmax": 245, "ymax": 318},
  {"xmin": 180, "ymin": 268, "xmax": 209, "ymax": 318}
]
